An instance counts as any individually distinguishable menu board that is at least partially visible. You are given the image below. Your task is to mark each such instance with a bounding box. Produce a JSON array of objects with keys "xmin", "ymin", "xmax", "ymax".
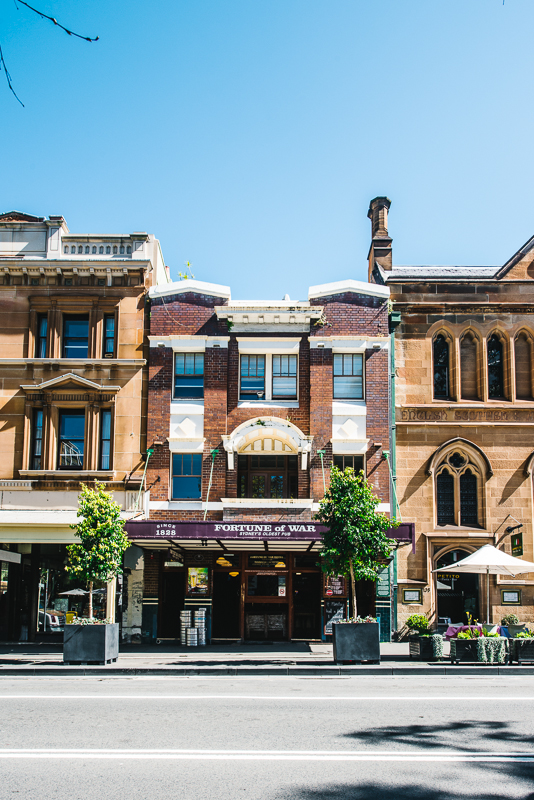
[
  {"xmin": 324, "ymin": 600, "xmax": 347, "ymax": 634},
  {"xmin": 324, "ymin": 575, "xmax": 347, "ymax": 597},
  {"xmin": 187, "ymin": 567, "xmax": 209, "ymax": 596}
]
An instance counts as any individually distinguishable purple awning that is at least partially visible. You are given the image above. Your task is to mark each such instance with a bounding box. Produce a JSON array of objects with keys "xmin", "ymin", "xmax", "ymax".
[{"xmin": 125, "ymin": 519, "xmax": 415, "ymax": 551}]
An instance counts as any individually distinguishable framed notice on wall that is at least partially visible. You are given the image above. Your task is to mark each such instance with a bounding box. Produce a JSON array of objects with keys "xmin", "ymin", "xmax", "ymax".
[
  {"xmin": 402, "ymin": 589, "xmax": 422, "ymax": 604},
  {"xmin": 324, "ymin": 575, "xmax": 347, "ymax": 598},
  {"xmin": 187, "ymin": 567, "xmax": 209, "ymax": 596},
  {"xmin": 501, "ymin": 589, "xmax": 521, "ymax": 605}
]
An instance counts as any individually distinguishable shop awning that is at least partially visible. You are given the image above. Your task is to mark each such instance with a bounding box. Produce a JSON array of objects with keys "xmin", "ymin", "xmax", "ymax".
[{"xmin": 125, "ymin": 520, "xmax": 415, "ymax": 553}]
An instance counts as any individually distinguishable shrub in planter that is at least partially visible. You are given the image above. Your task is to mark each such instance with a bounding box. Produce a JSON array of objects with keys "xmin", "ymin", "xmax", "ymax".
[
  {"xmin": 409, "ymin": 634, "xmax": 443, "ymax": 662},
  {"xmin": 64, "ymin": 483, "xmax": 129, "ymax": 665},
  {"xmin": 510, "ymin": 629, "xmax": 534, "ymax": 664},
  {"xmin": 63, "ymin": 618, "xmax": 119, "ymax": 665},
  {"xmin": 450, "ymin": 635, "xmax": 508, "ymax": 665},
  {"xmin": 500, "ymin": 613, "xmax": 526, "ymax": 638},
  {"xmin": 406, "ymin": 614, "xmax": 431, "ymax": 635},
  {"xmin": 333, "ymin": 618, "xmax": 380, "ymax": 664}
]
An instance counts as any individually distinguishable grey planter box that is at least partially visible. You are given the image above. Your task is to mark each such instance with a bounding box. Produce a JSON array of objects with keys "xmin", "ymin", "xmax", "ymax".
[
  {"xmin": 511, "ymin": 638, "xmax": 534, "ymax": 664},
  {"xmin": 450, "ymin": 637, "xmax": 508, "ymax": 665},
  {"xmin": 63, "ymin": 623, "xmax": 119, "ymax": 665},
  {"xmin": 409, "ymin": 634, "xmax": 443, "ymax": 662},
  {"xmin": 332, "ymin": 622, "xmax": 380, "ymax": 664}
]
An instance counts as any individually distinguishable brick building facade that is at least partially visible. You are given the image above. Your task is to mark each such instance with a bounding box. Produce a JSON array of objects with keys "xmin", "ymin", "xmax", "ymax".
[
  {"xmin": 125, "ymin": 277, "xmax": 395, "ymax": 642},
  {"xmin": 369, "ymin": 196, "xmax": 534, "ymax": 631}
]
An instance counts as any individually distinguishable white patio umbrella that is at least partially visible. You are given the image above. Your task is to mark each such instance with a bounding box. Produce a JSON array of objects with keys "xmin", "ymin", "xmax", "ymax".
[
  {"xmin": 433, "ymin": 545, "xmax": 534, "ymax": 624},
  {"xmin": 59, "ymin": 588, "xmax": 88, "ymax": 596}
]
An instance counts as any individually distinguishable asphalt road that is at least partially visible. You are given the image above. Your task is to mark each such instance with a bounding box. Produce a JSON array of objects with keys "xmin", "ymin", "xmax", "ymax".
[{"xmin": 0, "ymin": 676, "xmax": 533, "ymax": 799}]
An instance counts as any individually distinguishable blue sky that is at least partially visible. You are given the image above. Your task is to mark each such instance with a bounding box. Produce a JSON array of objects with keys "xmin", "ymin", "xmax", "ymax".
[{"xmin": 3, "ymin": 1, "xmax": 534, "ymax": 298}]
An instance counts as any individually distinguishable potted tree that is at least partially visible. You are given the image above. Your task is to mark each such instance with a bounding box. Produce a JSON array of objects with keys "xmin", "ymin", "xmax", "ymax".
[
  {"xmin": 407, "ymin": 614, "xmax": 443, "ymax": 661},
  {"xmin": 63, "ymin": 482, "xmax": 130, "ymax": 664},
  {"xmin": 315, "ymin": 466, "xmax": 398, "ymax": 664}
]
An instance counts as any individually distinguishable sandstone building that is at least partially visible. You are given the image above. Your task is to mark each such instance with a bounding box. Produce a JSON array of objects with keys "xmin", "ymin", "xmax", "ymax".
[
  {"xmin": 369, "ymin": 197, "xmax": 534, "ymax": 630},
  {"xmin": 0, "ymin": 211, "xmax": 168, "ymax": 641}
]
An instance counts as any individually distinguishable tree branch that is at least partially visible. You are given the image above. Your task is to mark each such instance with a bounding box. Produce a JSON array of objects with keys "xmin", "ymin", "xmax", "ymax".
[
  {"xmin": 0, "ymin": 43, "xmax": 24, "ymax": 106},
  {"xmin": 17, "ymin": 0, "xmax": 99, "ymax": 42}
]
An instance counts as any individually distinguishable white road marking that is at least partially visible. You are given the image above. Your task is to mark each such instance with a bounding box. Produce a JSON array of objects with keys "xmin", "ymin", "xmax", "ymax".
[
  {"xmin": 0, "ymin": 694, "xmax": 533, "ymax": 701},
  {"xmin": 0, "ymin": 748, "xmax": 531, "ymax": 762}
]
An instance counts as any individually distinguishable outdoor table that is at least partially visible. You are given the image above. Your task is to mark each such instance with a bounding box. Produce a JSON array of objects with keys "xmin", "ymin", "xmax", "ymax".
[{"xmin": 444, "ymin": 624, "xmax": 484, "ymax": 641}]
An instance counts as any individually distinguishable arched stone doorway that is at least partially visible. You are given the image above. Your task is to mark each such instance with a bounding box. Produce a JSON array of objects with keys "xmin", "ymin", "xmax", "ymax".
[{"xmin": 435, "ymin": 548, "xmax": 479, "ymax": 625}]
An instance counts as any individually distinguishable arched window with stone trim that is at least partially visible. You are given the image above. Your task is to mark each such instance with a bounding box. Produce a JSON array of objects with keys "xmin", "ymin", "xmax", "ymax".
[
  {"xmin": 460, "ymin": 332, "xmax": 478, "ymax": 400},
  {"xmin": 433, "ymin": 334, "xmax": 450, "ymax": 399},
  {"xmin": 432, "ymin": 442, "xmax": 491, "ymax": 528},
  {"xmin": 487, "ymin": 333, "xmax": 504, "ymax": 398},
  {"xmin": 515, "ymin": 331, "xmax": 533, "ymax": 400}
]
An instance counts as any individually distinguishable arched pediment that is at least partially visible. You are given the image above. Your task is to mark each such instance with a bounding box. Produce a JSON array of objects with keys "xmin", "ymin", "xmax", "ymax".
[
  {"xmin": 222, "ymin": 417, "xmax": 313, "ymax": 470},
  {"xmin": 427, "ymin": 437, "xmax": 493, "ymax": 477}
]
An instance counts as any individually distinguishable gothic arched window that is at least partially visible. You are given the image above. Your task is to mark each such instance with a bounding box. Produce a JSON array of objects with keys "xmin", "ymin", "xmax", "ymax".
[
  {"xmin": 435, "ymin": 450, "xmax": 481, "ymax": 528},
  {"xmin": 433, "ymin": 335, "xmax": 450, "ymax": 398},
  {"xmin": 487, "ymin": 334, "xmax": 504, "ymax": 398}
]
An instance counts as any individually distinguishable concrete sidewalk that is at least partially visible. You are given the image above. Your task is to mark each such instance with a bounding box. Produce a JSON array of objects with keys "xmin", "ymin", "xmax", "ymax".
[
  {"xmin": 0, "ymin": 640, "xmax": 409, "ymax": 666},
  {"xmin": 2, "ymin": 639, "xmax": 532, "ymax": 676}
]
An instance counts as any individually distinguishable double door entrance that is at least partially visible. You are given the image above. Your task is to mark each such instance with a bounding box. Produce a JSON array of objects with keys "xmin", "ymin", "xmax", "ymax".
[
  {"xmin": 212, "ymin": 553, "xmax": 322, "ymax": 641},
  {"xmin": 157, "ymin": 552, "xmax": 323, "ymax": 642}
]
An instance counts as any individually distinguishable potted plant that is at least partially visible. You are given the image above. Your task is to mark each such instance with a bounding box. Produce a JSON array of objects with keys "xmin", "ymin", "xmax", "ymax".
[
  {"xmin": 315, "ymin": 466, "xmax": 398, "ymax": 664},
  {"xmin": 63, "ymin": 482, "xmax": 129, "ymax": 665},
  {"xmin": 407, "ymin": 614, "xmax": 443, "ymax": 662},
  {"xmin": 450, "ymin": 626, "xmax": 508, "ymax": 665},
  {"xmin": 500, "ymin": 613, "xmax": 526, "ymax": 638},
  {"xmin": 510, "ymin": 629, "xmax": 534, "ymax": 664}
]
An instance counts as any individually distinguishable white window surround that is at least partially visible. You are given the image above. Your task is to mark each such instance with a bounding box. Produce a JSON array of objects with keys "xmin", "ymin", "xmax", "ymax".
[
  {"xmin": 148, "ymin": 336, "xmax": 229, "ymax": 350},
  {"xmin": 239, "ymin": 354, "xmax": 298, "ymax": 403},
  {"xmin": 220, "ymin": 498, "xmax": 314, "ymax": 509},
  {"xmin": 236, "ymin": 337, "xmax": 301, "ymax": 354},
  {"xmin": 310, "ymin": 337, "xmax": 389, "ymax": 351},
  {"xmin": 238, "ymin": 341, "xmax": 300, "ymax": 403},
  {"xmin": 331, "ymin": 440, "xmax": 369, "ymax": 455},
  {"xmin": 332, "ymin": 400, "xmax": 366, "ymax": 415},
  {"xmin": 167, "ymin": 438, "xmax": 205, "ymax": 453},
  {"xmin": 238, "ymin": 399, "xmax": 299, "ymax": 409}
]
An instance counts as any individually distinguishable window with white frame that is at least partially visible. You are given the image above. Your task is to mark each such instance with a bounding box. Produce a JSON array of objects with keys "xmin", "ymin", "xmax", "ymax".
[
  {"xmin": 240, "ymin": 355, "xmax": 266, "ymax": 399},
  {"xmin": 172, "ymin": 453, "xmax": 202, "ymax": 499},
  {"xmin": 272, "ymin": 355, "xmax": 297, "ymax": 399},
  {"xmin": 174, "ymin": 353, "xmax": 204, "ymax": 399},
  {"xmin": 239, "ymin": 352, "xmax": 299, "ymax": 401},
  {"xmin": 333, "ymin": 354, "xmax": 364, "ymax": 399}
]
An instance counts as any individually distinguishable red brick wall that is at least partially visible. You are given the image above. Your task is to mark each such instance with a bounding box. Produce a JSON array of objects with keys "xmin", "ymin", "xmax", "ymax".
[{"xmin": 146, "ymin": 288, "xmax": 390, "ymax": 519}]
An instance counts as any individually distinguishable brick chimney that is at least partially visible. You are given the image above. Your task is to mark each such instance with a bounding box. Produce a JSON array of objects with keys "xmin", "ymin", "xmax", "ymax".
[{"xmin": 367, "ymin": 196, "xmax": 392, "ymax": 277}]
